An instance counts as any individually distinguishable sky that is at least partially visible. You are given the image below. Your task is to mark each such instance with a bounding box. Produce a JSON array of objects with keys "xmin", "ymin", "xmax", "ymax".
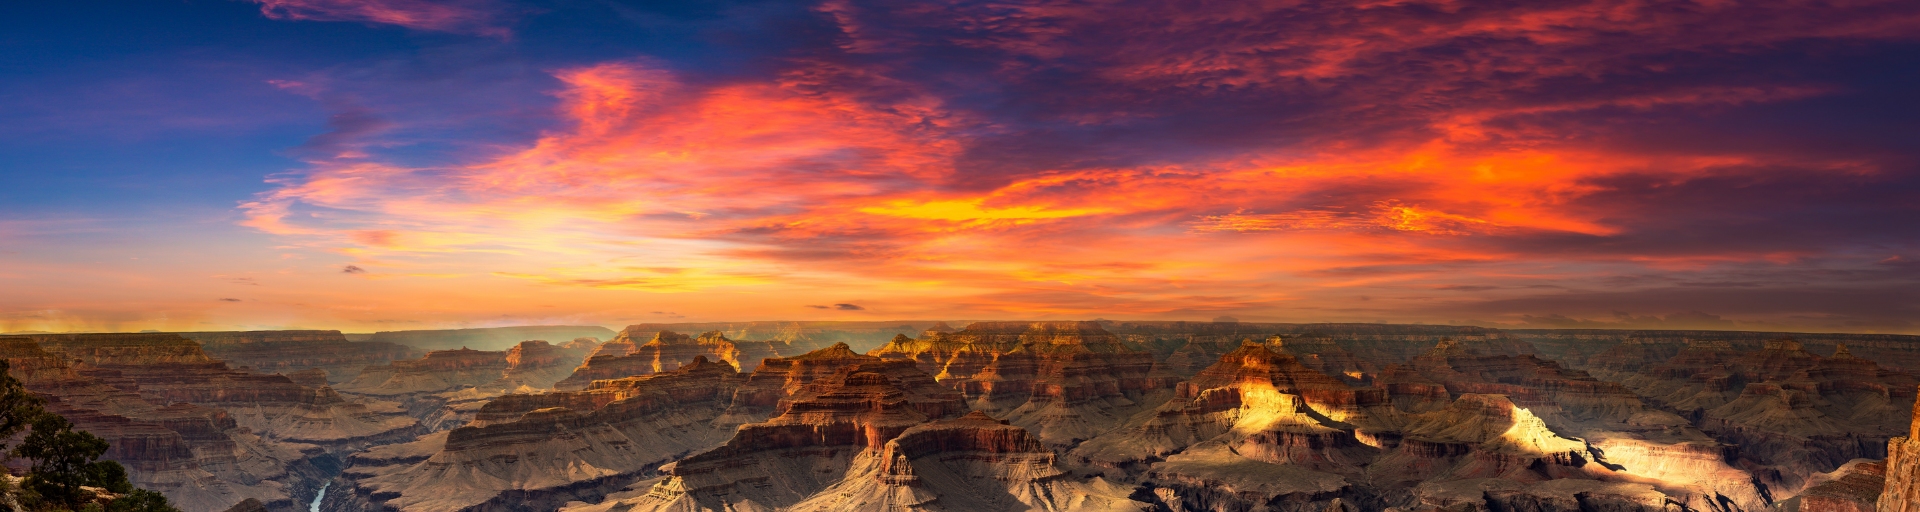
[{"xmin": 2, "ymin": 0, "xmax": 1918, "ymax": 333}]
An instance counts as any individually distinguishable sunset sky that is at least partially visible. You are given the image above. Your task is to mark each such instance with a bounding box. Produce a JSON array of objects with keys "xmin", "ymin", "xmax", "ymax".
[{"xmin": 3, "ymin": 0, "xmax": 1918, "ymax": 333}]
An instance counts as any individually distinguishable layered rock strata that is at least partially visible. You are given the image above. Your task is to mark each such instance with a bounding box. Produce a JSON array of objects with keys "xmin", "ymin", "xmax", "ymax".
[
  {"xmin": 1882, "ymin": 385, "xmax": 1920, "ymax": 512},
  {"xmin": 617, "ymin": 358, "xmax": 1114, "ymax": 511},
  {"xmin": 177, "ymin": 330, "xmax": 416, "ymax": 382},
  {"xmin": 1584, "ymin": 337, "xmax": 1918, "ymax": 495},
  {"xmin": 557, "ymin": 329, "xmax": 840, "ymax": 390},
  {"xmin": 323, "ymin": 357, "xmax": 745, "ymax": 512},
  {"xmin": 869, "ymin": 321, "xmax": 1178, "ymax": 446},
  {"xmin": 366, "ymin": 325, "xmax": 615, "ymax": 351},
  {"xmin": 5, "ymin": 333, "xmax": 418, "ymax": 512}
]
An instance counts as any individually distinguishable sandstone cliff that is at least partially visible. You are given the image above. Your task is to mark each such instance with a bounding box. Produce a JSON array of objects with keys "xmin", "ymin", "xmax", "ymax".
[
  {"xmin": 323, "ymin": 357, "xmax": 745, "ymax": 512},
  {"xmin": 870, "ymin": 321, "xmax": 1178, "ymax": 447},
  {"xmin": 5, "ymin": 333, "xmax": 418, "ymax": 512},
  {"xmin": 1882, "ymin": 384, "xmax": 1920, "ymax": 512},
  {"xmin": 366, "ymin": 325, "xmax": 615, "ymax": 351},
  {"xmin": 178, "ymin": 330, "xmax": 416, "ymax": 382}
]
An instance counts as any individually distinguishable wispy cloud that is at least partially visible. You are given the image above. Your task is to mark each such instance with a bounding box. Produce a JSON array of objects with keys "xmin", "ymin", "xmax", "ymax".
[
  {"xmin": 250, "ymin": 0, "xmax": 513, "ymax": 36},
  {"xmin": 220, "ymin": 0, "xmax": 1920, "ymax": 327}
]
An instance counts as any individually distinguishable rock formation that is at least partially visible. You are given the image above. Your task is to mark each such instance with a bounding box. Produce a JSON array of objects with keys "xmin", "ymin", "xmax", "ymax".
[
  {"xmin": 365, "ymin": 325, "xmax": 615, "ymax": 351},
  {"xmin": 1882, "ymin": 384, "xmax": 1920, "ymax": 512},
  {"xmin": 1790, "ymin": 459, "xmax": 1886, "ymax": 512},
  {"xmin": 177, "ymin": 330, "xmax": 416, "ymax": 382},
  {"xmin": 323, "ymin": 357, "xmax": 745, "ymax": 512},
  {"xmin": 870, "ymin": 321, "xmax": 1177, "ymax": 447},
  {"xmin": 556, "ymin": 329, "xmax": 839, "ymax": 390},
  {"xmin": 339, "ymin": 347, "xmax": 514, "ymax": 396},
  {"xmin": 609, "ymin": 356, "xmax": 1142, "ymax": 511},
  {"xmin": 1583, "ymin": 337, "xmax": 1918, "ymax": 495},
  {"xmin": 4, "ymin": 333, "xmax": 419, "ymax": 511}
]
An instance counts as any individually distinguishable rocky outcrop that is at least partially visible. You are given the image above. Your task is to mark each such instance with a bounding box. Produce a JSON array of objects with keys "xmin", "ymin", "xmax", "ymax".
[
  {"xmin": 1513, "ymin": 329, "xmax": 1920, "ymax": 376},
  {"xmin": 325, "ymin": 357, "xmax": 745, "ymax": 512},
  {"xmin": 339, "ymin": 347, "xmax": 514, "ymax": 396},
  {"xmin": 5, "ymin": 333, "xmax": 417, "ymax": 512},
  {"xmin": 1883, "ymin": 385, "xmax": 1920, "ymax": 512},
  {"xmin": 555, "ymin": 330, "xmax": 836, "ymax": 390},
  {"xmin": 1790, "ymin": 459, "xmax": 1886, "ymax": 512},
  {"xmin": 613, "ymin": 321, "xmax": 929, "ymax": 353},
  {"xmin": 1584, "ymin": 337, "xmax": 1918, "ymax": 496},
  {"xmin": 365, "ymin": 326, "xmax": 615, "ymax": 351},
  {"xmin": 1073, "ymin": 342, "xmax": 1397, "ymax": 509},
  {"xmin": 617, "ymin": 359, "xmax": 968, "ymax": 510},
  {"xmin": 178, "ymin": 330, "xmax": 416, "ymax": 382},
  {"xmin": 870, "ymin": 321, "xmax": 1178, "ymax": 447}
]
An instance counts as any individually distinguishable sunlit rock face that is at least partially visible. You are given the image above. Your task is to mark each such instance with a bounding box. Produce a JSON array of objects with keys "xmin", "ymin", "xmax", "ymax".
[
  {"xmin": 1584, "ymin": 337, "xmax": 1918, "ymax": 495},
  {"xmin": 613, "ymin": 359, "xmax": 969, "ymax": 511},
  {"xmin": 556, "ymin": 329, "xmax": 838, "ymax": 391},
  {"xmin": 1070, "ymin": 342, "xmax": 1393, "ymax": 509},
  {"xmin": 1386, "ymin": 337, "xmax": 1775, "ymax": 510},
  {"xmin": 870, "ymin": 321, "xmax": 1178, "ymax": 447},
  {"xmin": 177, "ymin": 330, "xmax": 416, "ymax": 383},
  {"xmin": 1882, "ymin": 386, "xmax": 1920, "ymax": 512},
  {"xmin": 594, "ymin": 358, "xmax": 1142, "ymax": 512},
  {"xmin": 322, "ymin": 357, "xmax": 745, "ymax": 512},
  {"xmin": 4, "ymin": 334, "xmax": 418, "ymax": 512}
]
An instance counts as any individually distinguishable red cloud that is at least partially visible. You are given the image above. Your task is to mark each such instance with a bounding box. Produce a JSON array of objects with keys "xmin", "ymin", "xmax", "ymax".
[{"xmin": 239, "ymin": 0, "xmax": 1920, "ymax": 324}]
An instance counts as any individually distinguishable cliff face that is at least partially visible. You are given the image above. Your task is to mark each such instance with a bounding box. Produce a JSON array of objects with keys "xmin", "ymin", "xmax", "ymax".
[
  {"xmin": 365, "ymin": 325, "xmax": 615, "ymax": 351},
  {"xmin": 1513, "ymin": 328, "xmax": 1920, "ymax": 376},
  {"xmin": 870, "ymin": 321, "xmax": 1178, "ymax": 447},
  {"xmin": 3, "ymin": 334, "xmax": 418, "ymax": 512},
  {"xmin": 1582, "ymin": 337, "xmax": 1918, "ymax": 495},
  {"xmin": 325, "ymin": 357, "xmax": 745, "ymax": 512},
  {"xmin": 1882, "ymin": 385, "xmax": 1920, "ymax": 512},
  {"xmin": 615, "ymin": 359, "xmax": 982, "ymax": 511},
  {"xmin": 613, "ymin": 321, "xmax": 928, "ymax": 353},
  {"xmin": 554, "ymin": 329, "xmax": 831, "ymax": 390},
  {"xmin": 177, "ymin": 330, "xmax": 416, "ymax": 382}
]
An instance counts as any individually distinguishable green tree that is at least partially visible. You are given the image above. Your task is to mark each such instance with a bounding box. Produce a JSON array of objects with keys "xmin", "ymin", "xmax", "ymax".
[
  {"xmin": 0, "ymin": 360, "xmax": 47, "ymax": 452},
  {"xmin": 15, "ymin": 412, "xmax": 111, "ymax": 510},
  {"xmin": 104, "ymin": 489, "xmax": 175, "ymax": 512}
]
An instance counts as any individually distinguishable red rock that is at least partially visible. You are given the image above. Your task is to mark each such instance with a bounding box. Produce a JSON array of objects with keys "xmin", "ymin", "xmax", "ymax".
[
  {"xmin": 870, "ymin": 321, "xmax": 1178, "ymax": 446},
  {"xmin": 1798, "ymin": 459, "xmax": 1886, "ymax": 512},
  {"xmin": 329, "ymin": 356, "xmax": 746, "ymax": 512},
  {"xmin": 177, "ymin": 330, "xmax": 416, "ymax": 383},
  {"xmin": 1881, "ymin": 386, "xmax": 1920, "ymax": 512}
]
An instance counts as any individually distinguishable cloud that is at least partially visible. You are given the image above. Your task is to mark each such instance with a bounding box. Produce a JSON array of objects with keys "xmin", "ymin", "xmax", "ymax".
[
  {"xmin": 342, "ymin": 265, "xmax": 367, "ymax": 274},
  {"xmin": 217, "ymin": 298, "xmax": 243, "ymax": 302},
  {"xmin": 230, "ymin": 0, "xmax": 1920, "ymax": 329},
  {"xmin": 249, "ymin": 0, "xmax": 512, "ymax": 36}
]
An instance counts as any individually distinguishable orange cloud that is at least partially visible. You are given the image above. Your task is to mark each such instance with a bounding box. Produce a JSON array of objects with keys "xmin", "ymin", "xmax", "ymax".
[{"xmin": 230, "ymin": 0, "xmax": 1920, "ymax": 326}]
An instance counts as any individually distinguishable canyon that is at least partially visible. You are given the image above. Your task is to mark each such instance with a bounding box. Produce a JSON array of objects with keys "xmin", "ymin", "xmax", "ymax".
[{"xmin": 2, "ymin": 321, "xmax": 1916, "ymax": 511}]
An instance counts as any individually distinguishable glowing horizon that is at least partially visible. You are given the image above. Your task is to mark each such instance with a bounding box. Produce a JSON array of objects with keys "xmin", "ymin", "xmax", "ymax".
[{"xmin": 4, "ymin": 0, "xmax": 1919, "ymax": 334}]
